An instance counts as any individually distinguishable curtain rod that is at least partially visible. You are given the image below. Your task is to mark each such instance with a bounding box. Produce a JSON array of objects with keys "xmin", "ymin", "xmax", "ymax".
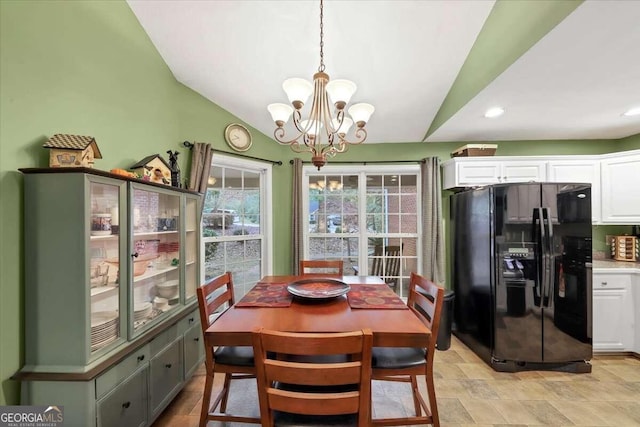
[
  {"xmin": 182, "ymin": 141, "xmax": 283, "ymax": 166},
  {"xmin": 289, "ymin": 159, "xmax": 426, "ymax": 165}
]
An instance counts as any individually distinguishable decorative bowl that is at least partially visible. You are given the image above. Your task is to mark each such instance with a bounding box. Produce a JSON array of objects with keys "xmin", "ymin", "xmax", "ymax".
[{"xmin": 156, "ymin": 280, "xmax": 179, "ymax": 298}]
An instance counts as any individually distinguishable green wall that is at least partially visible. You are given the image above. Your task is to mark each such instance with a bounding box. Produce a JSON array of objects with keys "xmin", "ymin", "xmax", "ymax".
[{"xmin": 1, "ymin": 0, "xmax": 638, "ymax": 406}]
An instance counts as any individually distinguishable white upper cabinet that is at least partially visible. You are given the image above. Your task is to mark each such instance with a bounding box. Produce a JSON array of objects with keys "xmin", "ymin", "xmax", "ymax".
[
  {"xmin": 600, "ymin": 152, "xmax": 640, "ymax": 223},
  {"xmin": 442, "ymin": 157, "xmax": 546, "ymax": 189},
  {"xmin": 442, "ymin": 149, "xmax": 640, "ymax": 224},
  {"xmin": 547, "ymin": 158, "xmax": 601, "ymax": 223}
]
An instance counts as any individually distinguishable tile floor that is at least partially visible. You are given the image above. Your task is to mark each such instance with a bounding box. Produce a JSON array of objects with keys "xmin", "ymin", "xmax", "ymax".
[{"xmin": 152, "ymin": 336, "xmax": 640, "ymax": 426}]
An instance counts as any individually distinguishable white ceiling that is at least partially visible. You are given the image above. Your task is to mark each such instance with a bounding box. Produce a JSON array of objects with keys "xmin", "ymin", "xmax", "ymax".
[{"xmin": 127, "ymin": 0, "xmax": 640, "ymax": 144}]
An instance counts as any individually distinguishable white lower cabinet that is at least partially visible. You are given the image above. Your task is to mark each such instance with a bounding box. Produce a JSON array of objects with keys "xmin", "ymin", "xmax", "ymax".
[{"xmin": 592, "ymin": 272, "xmax": 635, "ymax": 352}]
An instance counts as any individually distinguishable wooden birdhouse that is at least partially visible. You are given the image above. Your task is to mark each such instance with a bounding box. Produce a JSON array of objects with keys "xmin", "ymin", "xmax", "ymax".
[
  {"xmin": 43, "ymin": 134, "xmax": 102, "ymax": 168},
  {"xmin": 130, "ymin": 154, "xmax": 172, "ymax": 185}
]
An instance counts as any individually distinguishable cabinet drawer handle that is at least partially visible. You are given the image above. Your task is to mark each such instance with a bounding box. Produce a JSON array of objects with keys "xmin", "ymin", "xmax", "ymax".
[
  {"xmin": 601, "ymin": 281, "xmax": 607, "ymax": 286},
  {"xmin": 122, "ymin": 401, "xmax": 131, "ymax": 409},
  {"xmin": 137, "ymin": 355, "xmax": 145, "ymax": 362},
  {"xmin": 131, "ymin": 252, "xmax": 139, "ymax": 259},
  {"xmin": 165, "ymin": 363, "xmax": 172, "ymax": 368},
  {"xmin": 194, "ymin": 337, "xmax": 200, "ymax": 342}
]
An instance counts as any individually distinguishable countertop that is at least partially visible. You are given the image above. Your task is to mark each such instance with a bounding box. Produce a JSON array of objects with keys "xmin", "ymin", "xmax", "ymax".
[{"xmin": 593, "ymin": 259, "xmax": 640, "ymax": 272}]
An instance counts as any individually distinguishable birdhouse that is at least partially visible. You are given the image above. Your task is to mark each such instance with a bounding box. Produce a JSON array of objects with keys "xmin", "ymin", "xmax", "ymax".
[
  {"xmin": 43, "ymin": 134, "xmax": 102, "ymax": 168},
  {"xmin": 130, "ymin": 154, "xmax": 172, "ymax": 185}
]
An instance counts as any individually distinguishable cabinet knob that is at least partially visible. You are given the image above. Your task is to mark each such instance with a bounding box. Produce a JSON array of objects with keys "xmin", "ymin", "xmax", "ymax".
[
  {"xmin": 601, "ymin": 281, "xmax": 607, "ymax": 286},
  {"xmin": 188, "ymin": 317, "xmax": 195, "ymax": 323},
  {"xmin": 131, "ymin": 252, "xmax": 139, "ymax": 259},
  {"xmin": 137, "ymin": 355, "xmax": 145, "ymax": 362},
  {"xmin": 122, "ymin": 401, "xmax": 131, "ymax": 409},
  {"xmin": 165, "ymin": 363, "xmax": 172, "ymax": 368},
  {"xmin": 194, "ymin": 337, "xmax": 200, "ymax": 342}
]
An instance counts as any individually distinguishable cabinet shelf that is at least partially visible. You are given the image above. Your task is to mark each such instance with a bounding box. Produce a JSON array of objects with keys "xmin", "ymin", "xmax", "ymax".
[
  {"xmin": 133, "ymin": 230, "xmax": 178, "ymax": 237},
  {"xmin": 133, "ymin": 265, "xmax": 178, "ymax": 283},
  {"xmin": 91, "ymin": 285, "xmax": 118, "ymax": 297}
]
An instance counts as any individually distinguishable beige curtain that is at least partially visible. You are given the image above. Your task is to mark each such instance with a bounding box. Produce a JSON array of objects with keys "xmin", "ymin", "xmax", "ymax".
[
  {"xmin": 421, "ymin": 157, "xmax": 445, "ymax": 285},
  {"xmin": 292, "ymin": 158, "xmax": 303, "ymax": 274},
  {"xmin": 187, "ymin": 142, "xmax": 213, "ymax": 193}
]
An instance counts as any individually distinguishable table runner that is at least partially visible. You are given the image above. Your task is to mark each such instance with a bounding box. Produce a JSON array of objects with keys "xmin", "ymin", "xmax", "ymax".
[
  {"xmin": 235, "ymin": 282, "xmax": 292, "ymax": 307},
  {"xmin": 347, "ymin": 284, "xmax": 408, "ymax": 309}
]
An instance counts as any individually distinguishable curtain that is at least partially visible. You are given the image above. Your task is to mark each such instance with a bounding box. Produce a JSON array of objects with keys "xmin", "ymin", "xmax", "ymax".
[
  {"xmin": 421, "ymin": 157, "xmax": 445, "ymax": 285},
  {"xmin": 187, "ymin": 142, "xmax": 213, "ymax": 193},
  {"xmin": 292, "ymin": 158, "xmax": 303, "ymax": 274}
]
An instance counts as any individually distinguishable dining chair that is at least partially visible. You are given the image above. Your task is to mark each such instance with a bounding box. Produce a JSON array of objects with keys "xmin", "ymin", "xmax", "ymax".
[
  {"xmin": 196, "ymin": 272, "xmax": 260, "ymax": 426},
  {"xmin": 370, "ymin": 245, "xmax": 402, "ymax": 290},
  {"xmin": 299, "ymin": 259, "xmax": 344, "ymax": 276},
  {"xmin": 251, "ymin": 328, "xmax": 373, "ymax": 427},
  {"xmin": 370, "ymin": 272, "xmax": 444, "ymax": 426}
]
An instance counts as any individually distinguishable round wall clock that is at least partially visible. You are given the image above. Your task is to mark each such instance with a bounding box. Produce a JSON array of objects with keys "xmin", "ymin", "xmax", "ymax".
[{"xmin": 224, "ymin": 123, "xmax": 252, "ymax": 152}]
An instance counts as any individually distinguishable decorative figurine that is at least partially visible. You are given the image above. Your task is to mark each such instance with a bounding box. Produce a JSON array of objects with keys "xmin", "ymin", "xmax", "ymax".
[{"xmin": 167, "ymin": 150, "xmax": 181, "ymax": 188}]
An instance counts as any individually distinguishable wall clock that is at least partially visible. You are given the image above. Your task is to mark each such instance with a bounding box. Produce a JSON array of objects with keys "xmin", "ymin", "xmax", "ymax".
[{"xmin": 224, "ymin": 123, "xmax": 252, "ymax": 152}]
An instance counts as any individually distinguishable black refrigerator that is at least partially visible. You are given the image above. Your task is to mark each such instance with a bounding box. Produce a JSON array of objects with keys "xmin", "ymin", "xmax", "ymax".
[{"xmin": 451, "ymin": 183, "xmax": 592, "ymax": 372}]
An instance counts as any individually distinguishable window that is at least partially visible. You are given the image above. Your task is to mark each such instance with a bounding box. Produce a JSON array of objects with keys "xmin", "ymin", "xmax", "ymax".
[
  {"xmin": 303, "ymin": 165, "xmax": 421, "ymax": 297},
  {"xmin": 201, "ymin": 155, "xmax": 272, "ymax": 299}
]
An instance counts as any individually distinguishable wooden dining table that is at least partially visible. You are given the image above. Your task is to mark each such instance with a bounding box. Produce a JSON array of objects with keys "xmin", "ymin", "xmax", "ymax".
[{"xmin": 205, "ymin": 275, "xmax": 431, "ymax": 349}]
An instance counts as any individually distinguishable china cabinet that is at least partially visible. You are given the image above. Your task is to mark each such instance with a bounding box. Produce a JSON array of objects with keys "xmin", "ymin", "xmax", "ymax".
[{"xmin": 16, "ymin": 168, "xmax": 203, "ymax": 427}]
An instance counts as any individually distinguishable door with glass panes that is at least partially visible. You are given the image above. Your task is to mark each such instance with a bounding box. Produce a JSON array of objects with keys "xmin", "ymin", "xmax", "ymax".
[{"xmin": 303, "ymin": 165, "xmax": 420, "ymax": 298}]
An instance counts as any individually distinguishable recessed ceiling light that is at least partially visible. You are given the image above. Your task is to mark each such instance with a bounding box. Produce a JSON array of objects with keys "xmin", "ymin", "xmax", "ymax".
[
  {"xmin": 623, "ymin": 107, "xmax": 640, "ymax": 117},
  {"xmin": 484, "ymin": 107, "xmax": 505, "ymax": 118}
]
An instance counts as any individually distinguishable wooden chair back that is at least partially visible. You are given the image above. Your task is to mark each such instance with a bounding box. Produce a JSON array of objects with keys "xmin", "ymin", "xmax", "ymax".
[
  {"xmin": 197, "ymin": 272, "xmax": 235, "ymax": 331},
  {"xmin": 299, "ymin": 259, "xmax": 344, "ymax": 276},
  {"xmin": 371, "ymin": 245, "xmax": 402, "ymax": 288},
  {"xmin": 407, "ymin": 272, "xmax": 444, "ymax": 367},
  {"xmin": 252, "ymin": 328, "xmax": 373, "ymax": 427}
]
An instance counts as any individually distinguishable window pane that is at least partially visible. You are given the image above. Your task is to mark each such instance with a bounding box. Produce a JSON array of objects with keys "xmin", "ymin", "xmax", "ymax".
[{"xmin": 202, "ymin": 162, "xmax": 265, "ymax": 299}]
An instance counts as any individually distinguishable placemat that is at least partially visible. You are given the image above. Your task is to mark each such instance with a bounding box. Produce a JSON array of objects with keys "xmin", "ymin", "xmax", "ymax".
[
  {"xmin": 347, "ymin": 284, "xmax": 408, "ymax": 309},
  {"xmin": 235, "ymin": 282, "xmax": 292, "ymax": 307}
]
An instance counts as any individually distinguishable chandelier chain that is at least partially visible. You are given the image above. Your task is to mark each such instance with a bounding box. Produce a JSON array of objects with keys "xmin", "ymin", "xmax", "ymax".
[{"xmin": 318, "ymin": 0, "xmax": 325, "ymax": 72}]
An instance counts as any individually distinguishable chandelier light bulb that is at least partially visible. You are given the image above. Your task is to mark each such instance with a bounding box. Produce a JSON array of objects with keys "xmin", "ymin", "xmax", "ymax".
[
  {"xmin": 283, "ymin": 78, "xmax": 313, "ymax": 109},
  {"xmin": 326, "ymin": 79, "xmax": 357, "ymax": 109},
  {"xmin": 267, "ymin": 103, "xmax": 294, "ymax": 127},
  {"xmin": 348, "ymin": 103, "xmax": 375, "ymax": 127},
  {"xmin": 331, "ymin": 117, "xmax": 353, "ymax": 135}
]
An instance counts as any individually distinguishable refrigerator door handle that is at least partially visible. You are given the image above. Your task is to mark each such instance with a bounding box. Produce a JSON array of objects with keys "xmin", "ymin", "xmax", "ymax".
[
  {"xmin": 532, "ymin": 208, "xmax": 545, "ymax": 304},
  {"xmin": 542, "ymin": 207, "xmax": 554, "ymax": 307}
]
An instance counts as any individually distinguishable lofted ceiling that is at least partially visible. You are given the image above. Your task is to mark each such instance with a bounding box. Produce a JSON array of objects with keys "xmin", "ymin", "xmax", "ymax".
[{"xmin": 127, "ymin": 0, "xmax": 640, "ymax": 144}]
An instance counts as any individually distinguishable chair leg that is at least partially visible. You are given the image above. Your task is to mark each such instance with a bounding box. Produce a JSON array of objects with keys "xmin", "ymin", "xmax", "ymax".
[
  {"xmin": 200, "ymin": 373, "xmax": 215, "ymax": 427},
  {"xmin": 424, "ymin": 373, "xmax": 440, "ymax": 427},
  {"xmin": 219, "ymin": 373, "xmax": 232, "ymax": 412},
  {"xmin": 410, "ymin": 375, "xmax": 421, "ymax": 417}
]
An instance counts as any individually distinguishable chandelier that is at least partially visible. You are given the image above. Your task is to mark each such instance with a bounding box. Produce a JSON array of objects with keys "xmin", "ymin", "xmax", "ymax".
[{"xmin": 267, "ymin": 0, "xmax": 374, "ymax": 170}]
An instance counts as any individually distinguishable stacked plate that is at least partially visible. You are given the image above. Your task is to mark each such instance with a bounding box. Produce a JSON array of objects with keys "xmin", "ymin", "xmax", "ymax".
[
  {"xmin": 134, "ymin": 302, "xmax": 153, "ymax": 322},
  {"xmin": 91, "ymin": 311, "xmax": 118, "ymax": 352}
]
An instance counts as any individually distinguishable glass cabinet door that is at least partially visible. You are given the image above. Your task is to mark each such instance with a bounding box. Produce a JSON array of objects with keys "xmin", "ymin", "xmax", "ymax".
[
  {"xmin": 184, "ymin": 196, "xmax": 199, "ymax": 301},
  {"xmin": 90, "ymin": 180, "xmax": 124, "ymax": 354},
  {"xmin": 130, "ymin": 185, "xmax": 182, "ymax": 336}
]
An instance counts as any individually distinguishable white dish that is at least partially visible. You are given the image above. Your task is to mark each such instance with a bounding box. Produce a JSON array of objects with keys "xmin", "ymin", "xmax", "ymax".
[{"xmin": 91, "ymin": 311, "xmax": 119, "ymax": 328}]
